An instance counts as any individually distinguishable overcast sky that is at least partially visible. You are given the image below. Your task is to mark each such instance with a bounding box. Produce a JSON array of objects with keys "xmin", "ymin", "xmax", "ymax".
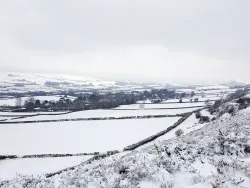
[{"xmin": 0, "ymin": 0, "xmax": 249, "ymax": 84}]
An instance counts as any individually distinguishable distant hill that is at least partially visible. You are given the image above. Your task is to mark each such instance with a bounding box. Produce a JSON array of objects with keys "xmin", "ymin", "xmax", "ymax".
[{"xmin": 0, "ymin": 73, "xmax": 174, "ymax": 94}]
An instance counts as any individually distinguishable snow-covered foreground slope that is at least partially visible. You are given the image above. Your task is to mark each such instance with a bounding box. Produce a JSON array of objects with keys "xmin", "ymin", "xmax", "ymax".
[
  {"xmin": 0, "ymin": 117, "xmax": 180, "ymax": 155},
  {"xmin": 2, "ymin": 108, "xmax": 249, "ymax": 187}
]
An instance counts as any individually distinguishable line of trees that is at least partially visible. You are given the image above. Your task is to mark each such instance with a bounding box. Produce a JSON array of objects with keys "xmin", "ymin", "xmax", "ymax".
[{"xmin": 14, "ymin": 89, "xmax": 179, "ymax": 112}]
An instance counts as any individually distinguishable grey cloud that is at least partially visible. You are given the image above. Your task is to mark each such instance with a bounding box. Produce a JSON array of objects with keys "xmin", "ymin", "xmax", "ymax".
[{"xmin": 0, "ymin": 0, "xmax": 249, "ymax": 83}]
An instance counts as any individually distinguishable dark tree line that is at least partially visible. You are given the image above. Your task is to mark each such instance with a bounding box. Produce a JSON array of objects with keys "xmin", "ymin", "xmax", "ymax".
[{"xmin": 17, "ymin": 89, "xmax": 178, "ymax": 112}]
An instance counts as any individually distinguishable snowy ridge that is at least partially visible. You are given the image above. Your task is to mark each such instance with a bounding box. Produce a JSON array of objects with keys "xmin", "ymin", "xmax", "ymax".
[
  {"xmin": 0, "ymin": 72, "xmax": 176, "ymax": 93},
  {"xmin": 0, "ymin": 72, "xmax": 115, "ymax": 93},
  {"xmin": 1, "ymin": 108, "xmax": 250, "ymax": 187}
]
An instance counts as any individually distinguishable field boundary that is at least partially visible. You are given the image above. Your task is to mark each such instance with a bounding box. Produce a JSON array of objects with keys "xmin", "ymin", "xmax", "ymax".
[
  {"xmin": 44, "ymin": 108, "xmax": 205, "ymax": 177},
  {"xmin": 138, "ymin": 100, "xmax": 216, "ymax": 104},
  {"xmin": 113, "ymin": 106, "xmax": 204, "ymax": 110},
  {"xmin": 123, "ymin": 108, "xmax": 206, "ymax": 151},
  {"xmin": 45, "ymin": 150, "xmax": 119, "ymax": 178},
  {"xmin": 0, "ymin": 114, "xmax": 184, "ymax": 124},
  {"xmin": 0, "ymin": 152, "xmax": 98, "ymax": 160},
  {"xmin": 2, "ymin": 108, "xmax": 206, "ymax": 178},
  {"xmin": 0, "ymin": 111, "xmax": 71, "ymax": 117},
  {"xmin": 123, "ymin": 112, "xmax": 193, "ymax": 151}
]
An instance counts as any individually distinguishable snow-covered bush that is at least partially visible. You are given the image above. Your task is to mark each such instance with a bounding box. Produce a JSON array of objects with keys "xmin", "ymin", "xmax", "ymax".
[
  {"xmin": 199, "ymin": 116, "xmax": 210, "ymax": 124},
  {"xmin": 218, "ymin": 103, "xmax": 239, "ymax": 116},
  {"xmin": 175, "ymin": 129, "xmax": 184, "ymax": 137},
  {"xmin": 195, "ymin": 111, "xmax": 201, "ymax": 119}
]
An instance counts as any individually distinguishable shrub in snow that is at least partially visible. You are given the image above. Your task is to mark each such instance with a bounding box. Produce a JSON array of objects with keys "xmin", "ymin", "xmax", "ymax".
[
  {"xmin": 195, "ymin": 111, "xmax": 201, "ymax": 119},
  {"xmin": 218, "ymin": 103, "xmax": 239, "ymax": 117},
  {"xmin": 226, "ymin": 88, "xmax": 249, "ymax": 101},
  {"xmin": 244, "ymin": 145, "xmax": 250, "ymax": 154},
  {"xmin": 237, "ymin": 97, "xmax": 250, "ymax": 110},
  {"xmin": 175, "ymin": 129, "xmax": 184, "ymax": 137},
  {"xmin": 199, "ymin": 116, "xmax": 210, "ymax": 124},
  {"xmin": 209, "ymin": 99, "xmax": 223, "ymax": 114}
]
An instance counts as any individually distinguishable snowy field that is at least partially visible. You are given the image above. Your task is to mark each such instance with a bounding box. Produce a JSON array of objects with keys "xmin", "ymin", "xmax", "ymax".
[
  {"xmin": 0, "ymin": 117, "xmax": 180, "ymax": 155},
  {"xmin": 140, "ymin": 109, "xmax": 210, "ymax": 149},
  {"xmin": 0, "ymin": 85, "xmax": 237, "ymax": 185},
  {"xmin": 6, "ymin": 108, "xmax": 202, "ymax": 122},
  {"xmin": 156, "ymin": 113, "xmax": 202, "ymax": 142},
  {"xmin": 0, "ymin": 156, "xmax": 92, "ymax": 180}
]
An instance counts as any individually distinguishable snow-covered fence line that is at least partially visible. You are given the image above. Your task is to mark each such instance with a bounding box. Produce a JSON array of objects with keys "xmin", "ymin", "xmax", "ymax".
[
  {"xmin": 0, "ymin": 155, "xmax": 17, "ymax": 160},
  {"xmin": 140, "ymin": 100, "xmax": 216, "ymax": 104},
  {"xmin": 0, "ymin": 153, "xmax": 98, "ymax": 160},
  {"xmin": 9, "ymin": 114, "xmax": 41, "ymax": 120},
  {"xmin": 22, "ymin": 152, "xmax": 97, "ymax": 159},
  {"xmin": 9, "ymin": 111, "xmax": 72, "ymax": 120},
  {"xmin": 0, "ymin": 111, "xmax": 71, "ymax": 119},
  {"xmin": 123, "ymin": 112, "xmax": 193, "ymax": 151},
  {"xmin": 112, "ymin": 105, "xmax": 204, "ymax": 110},
  {"xmin": 123, "ymin": 107, "xmax": 207, "ymax": 151},
  {"xmin": 0, "ymin": 115, "xmax": 34, "ymax": 117},
  {"xmin": 0, "ymin": 114, "xmax": 183, "ymax": 124},
  {"xmin": 45, "ymin": 150, "xmax": 119, "ymax": 178}
]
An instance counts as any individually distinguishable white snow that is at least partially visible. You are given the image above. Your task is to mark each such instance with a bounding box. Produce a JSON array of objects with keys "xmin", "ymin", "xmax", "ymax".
[
  {"xmin": 132, "ymin": 112, "xmax": 207, "ymax": 152},
  {"xmin": 0, "ymin": 156, "xmax": 92, "ymax": 180},
  {"xmin": 155, "ymin": 113, "xmax": 201, "ymax": 142},
  {"xmin": 196, "ymin": 85, "xmax": 229, "ymax": 90},
  {"xmin": 0, "ymin": 117, "xmax": 180, "ymax": 155},
  {"xmin": 1, "ymin": 104, "xmax": 250, "ymax": 187},
  {"xmin": 0, "ymin": 72, "xmax": 116, "ymax": 93}
]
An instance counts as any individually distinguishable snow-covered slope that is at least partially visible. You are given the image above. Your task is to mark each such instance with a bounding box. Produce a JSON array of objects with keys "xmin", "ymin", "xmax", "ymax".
[
  {"xmin": 0, "ymin": 72, "xmax": 181, "ymax": 93},
  {"xmin": 0, "ymin": 72, "xmax": 116, "ymax": 93},
  {"xmin": 1, "ymin": 108, "xmax": 250, "ymax": 187}
]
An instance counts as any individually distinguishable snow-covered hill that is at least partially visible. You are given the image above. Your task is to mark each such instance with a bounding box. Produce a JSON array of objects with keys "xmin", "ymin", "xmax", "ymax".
[
  {"xmin": 0, "ymin": 73, "xmax": 177, "ymax": 94},
  {"xmin": 0, "ymin": 72, "xmax": 246, "ymax": 95},
  {"xmin": 0, "ymin": 72, "xmax": 116, "ymax": 93},
  {"xmin": 1, "ymin": 107, "xmax": 250, "ymax": 187}
]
